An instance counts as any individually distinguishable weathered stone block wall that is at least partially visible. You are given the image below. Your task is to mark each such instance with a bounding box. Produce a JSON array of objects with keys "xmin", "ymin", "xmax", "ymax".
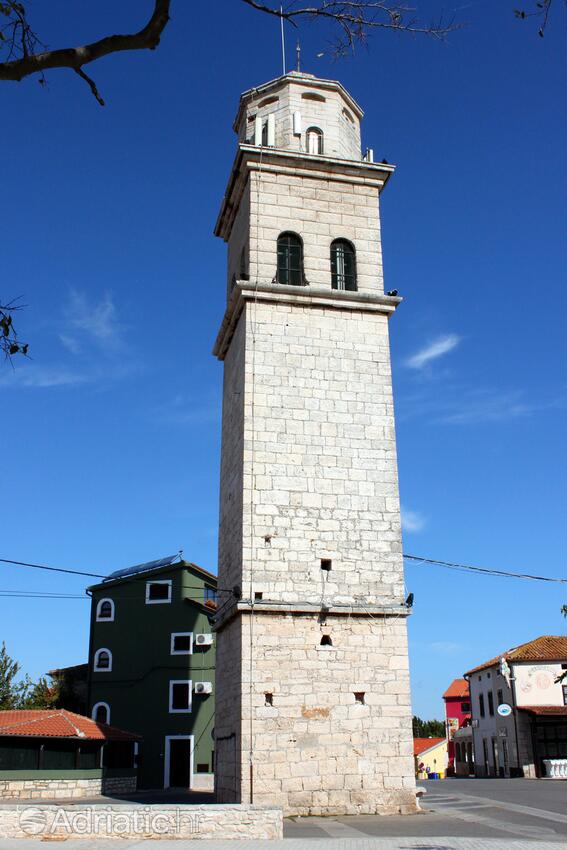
[
  {"xmin": 101, "ymin": 775, "xmax": 137, "ymax": 795},
  {"xmin": 217, "ymin": 313, "xmax": 245, "ymax": 595},
  {"xmin": 0, "ymin": 776, "xmax": 135, "ymax": 800},
  {"xmin": 248, "ymin": 170, "xmax": 383, "ymax": 294},
  {"xmin": 214, "ymin": 617, "xmax": 243, "ymax": 804},
  {"xmin": 227, "ymin": 180, "xmax": 250, "ymax": 295},
  {"xmin": 238, "ymin": 298, "xmax": 404, "ymax": 605},
  {"xmin": 0, "ymin": 803, "xmax": 282, "ymax": 841},
  {"xmin": 234, "ymin": 611, "xmax": 415, "ymax": 815}
]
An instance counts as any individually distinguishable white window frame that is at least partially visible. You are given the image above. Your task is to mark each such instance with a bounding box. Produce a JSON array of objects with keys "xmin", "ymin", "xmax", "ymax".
[
  {"xmin": 306, "ymin": 126, "xmax": 324, "ymax": 155},
  {"xmin": 164, "ymin": 734, "xmax": 194, "ymax": 789},
  {"xmin": 170, "ymin": 632, "xmax": 194, "ymax": 656},
  {"xmin": 91, "ymin": 701, "xmax": 111, "ymax": 724},
  {"xmin": 93, "ymin": 648, "xmax": 113, "ymax": 672},
  {"xmin": 95, "ymin": 598, "xmax": 115, "ymax": 622},
  {"xmin": 145, "ymin": 579, "xmax": 172, "ymax": 605},
  {"xmin": 169, "ymin": 679, "xmax": 192, "ymax": 714}
]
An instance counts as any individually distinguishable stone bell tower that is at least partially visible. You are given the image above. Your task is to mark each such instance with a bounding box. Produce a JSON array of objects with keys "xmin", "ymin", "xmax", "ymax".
[{"xmin": 212, "ymin": 71, "xmax": 416, "ymax": 816}]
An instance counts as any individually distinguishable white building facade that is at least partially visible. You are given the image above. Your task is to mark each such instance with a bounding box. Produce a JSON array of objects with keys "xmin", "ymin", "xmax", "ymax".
[
  {"xmin": 465, "ymin": 635, "xmax": 567, "ymax": 778},
  {"xmin": 212, "ymin": 71, "xmax": 416, "ymax": 815}
]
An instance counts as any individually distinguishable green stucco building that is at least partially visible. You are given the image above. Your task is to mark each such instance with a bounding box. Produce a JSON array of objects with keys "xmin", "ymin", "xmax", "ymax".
[{"xmin": 88, "ymin": 556, "xmax": 217, "ymax": 790}]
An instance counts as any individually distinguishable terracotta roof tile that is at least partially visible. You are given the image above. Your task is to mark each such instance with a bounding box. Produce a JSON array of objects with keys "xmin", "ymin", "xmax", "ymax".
[
  {"xmin": 517, "ymin": 706, "xmax": 567, "ymax": 717},
  {"xmin": 413, "ymin": 737, "xmax": 446, "ymax": 756},
  {"xmin": 0, "ymin": 710, "xmax": 140, "ymax": 741},
  {"xmin": 465, "ymin": 636, "xmax": 567, "ymax": 677},
  {"xmin": 443, "ymin": 679, "xmax": 469, "ymax": 699}
]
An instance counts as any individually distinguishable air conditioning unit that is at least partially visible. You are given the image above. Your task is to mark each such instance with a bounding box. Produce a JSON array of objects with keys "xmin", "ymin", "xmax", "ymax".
[
  {"xmin": 195, "ymin": 634, "xmax": 213, "ymax": 646},
  {"xmin": 194, "ymin": 682, "xmax": 213, "ymax": 695}
]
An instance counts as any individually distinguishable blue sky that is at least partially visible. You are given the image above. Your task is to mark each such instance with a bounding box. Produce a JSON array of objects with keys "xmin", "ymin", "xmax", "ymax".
[{"xmin": 1, "ymin": 1, "xmax": 566, "ymax": 719}]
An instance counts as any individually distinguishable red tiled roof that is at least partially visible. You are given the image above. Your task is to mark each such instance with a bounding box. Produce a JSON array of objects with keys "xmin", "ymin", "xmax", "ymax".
[
  {"xmin": 465, "ymin": 636, "xmax": 567, "ymax": 677},
  {"xmin": 413, "ymin": 737, "xmax": 446, "ymax": 757},
  {"xmin": 0, "ymin": 710, "xmax": 140, "ymax": 741},
  {"xmin": 443, "ymin": 679, "xmax": 469, "ymax": 700},
  {"xmin": 518, "ymin": 706, "xmax": 567, "ymax": 717}
]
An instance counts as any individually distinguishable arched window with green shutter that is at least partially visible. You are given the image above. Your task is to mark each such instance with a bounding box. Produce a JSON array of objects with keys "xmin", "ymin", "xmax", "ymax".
[
  {"xmin": 331, "ymin": 239, "xmax": 357, "ymax": 291},
  {"xmin": 277, "ymin": 232, "xmax": 304, "ymax": 286}
]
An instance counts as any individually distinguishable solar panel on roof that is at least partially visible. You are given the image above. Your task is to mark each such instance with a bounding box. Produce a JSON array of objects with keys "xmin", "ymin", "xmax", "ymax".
[{"xmin": 104, "ymin": 555, "xmax": 179, "ymax": 582}]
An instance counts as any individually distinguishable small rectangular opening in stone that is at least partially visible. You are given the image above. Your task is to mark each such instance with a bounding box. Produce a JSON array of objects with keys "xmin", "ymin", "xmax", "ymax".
[
  {"xmin": 265, "ymin": 692, "xmax": 273, "ymax": 706},
  {"xmin": 354, "ymin": 692, "xmax": 365, "ymax": 704},
  {"xmin": 320, "ymin": 635, "xmax": 333, "ymax": 646},
  {"xmin": 321, "ymin": 559, "xmax": 332, "ymax": 571},
  {"xmin": 254, "ymin": 592, "xmax": 263, "ymax": 600}
]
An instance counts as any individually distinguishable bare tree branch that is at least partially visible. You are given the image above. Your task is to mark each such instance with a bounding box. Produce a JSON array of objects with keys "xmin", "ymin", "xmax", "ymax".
[
  {"xmin": 0, "ymin": 0, "xmax": 171, "ymax": 105},
  {"xmin": 74, "ymin": 67, "xmax": 105, "ymax": 106},
  {"xmin": 514, "ymin": 0, "xmax": 565, "ymax": 36},
  {"xmin": 240, "ymin": 0, "xmax": 459, "ymax": 52},
  {"xmin": 0, "ymin": 298, "xmax": 28, "ymax": 362}
]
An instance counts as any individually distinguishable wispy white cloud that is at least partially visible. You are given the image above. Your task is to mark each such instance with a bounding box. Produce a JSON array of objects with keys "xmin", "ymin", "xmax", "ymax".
[
  {"xmin": 436, "ymin": 389, "xmax": 532, "ymax": 425},
  {"xmin": 151, "ymin": 392, "xmax": 221, "ymax": 427},
  {"xmin": 401, "ymin": 507, "xmax": 427, "ymax": 533},
  {"xmin": 428, "ymin": 641, "xmax": 463, "ymax": 656},
  {"xmin": 3, "ymin": 289, "xmax": 138, "ymax": 391},
  {"xmin": 398, "ymin": 385, "xmax": 566, "ymax": 427},
  {"xmin": 0, "ymin": 366, "xmax": 88, "ymax": 389},
  {"xmin": 406, "ymin": 334, "xmax": 461, "ymax": 370},
  {"xmin": 58, "ymin": 334, "xmax": 82, "ymax": 355},
  {"xmin": 60, "ymin": 289, "xmax": 125, "ymax": 354}
]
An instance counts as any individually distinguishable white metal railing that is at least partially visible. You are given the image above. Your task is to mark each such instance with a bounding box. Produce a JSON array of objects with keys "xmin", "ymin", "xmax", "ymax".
[{"xmin": 543, "ymin": 759, "xmax": 567, "ymax": 778}]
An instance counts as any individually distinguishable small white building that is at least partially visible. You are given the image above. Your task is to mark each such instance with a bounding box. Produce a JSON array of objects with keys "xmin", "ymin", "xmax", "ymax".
[{"xmin": 465, "ymin": 635, "xmax": 567, "ymax": 778}]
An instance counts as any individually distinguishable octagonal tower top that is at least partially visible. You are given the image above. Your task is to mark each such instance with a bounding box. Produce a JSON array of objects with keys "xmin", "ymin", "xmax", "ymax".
[{"xmin": 233, "ymin": 71, "xmax": 365, "ymax": 162}]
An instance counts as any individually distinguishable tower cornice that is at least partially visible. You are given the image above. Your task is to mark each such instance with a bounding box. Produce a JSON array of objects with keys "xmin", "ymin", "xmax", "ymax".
[
  {"xmin": 215, "ymin": 144, "xmax": 395, "ymax": 243},
  {"xmin": 213, "ymin": 281, "xmax": 402, "ymax": 361},
  {"xmin": 213, "ymin": 600, "xmax": 411, "ymax": 634}
]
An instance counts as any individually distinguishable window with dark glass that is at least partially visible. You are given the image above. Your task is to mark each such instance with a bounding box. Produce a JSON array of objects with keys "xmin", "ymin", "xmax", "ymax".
[
  {"xmin": 171, "ymin": 633, "xmax": 193, "ymax": 654},
  {"xmin": 93, "ymin": 703, "xmax": 110, "ymax": 724},
  {"xmin": 563, "ymin": 685, "xmax": 567, "ymax": 706},
  {"xmin": 331, "ymin": 239, "xmax": 357, "ymax": 291},
  {"xmin": 488, "ymin": 691, "xmax": 494, "ymax": 716},
  {"xmin": 239, "ymin": 246, "xmax": 249, "ymax": 281},
  {"xmin": 204, "ymin": 586, "xmax": 217, "ymax": 604},
  {"xmin": 479, "ymin": 693, "xmax": 485, "ymax": 718},
  {"xmin": 146, "ymin": 580, "xmax": 172, "ymax": 604},
  {"xmin": 277, "ymin": 232, "xmax": 303, "ymax": 286},
  {"xmin": 461, "ymin": 702, "xmax": 471, "ymax": 713},
  {"xmin": 94, "ymin": 649, "xmax": 111, "ymax": 671},
  {"xmin": 170, "ymin": 681, "xmax": 192, "ymax": 712},
  {"xmin": 98, "ymin": 600, "xmax": 113, "ymax": 620}
]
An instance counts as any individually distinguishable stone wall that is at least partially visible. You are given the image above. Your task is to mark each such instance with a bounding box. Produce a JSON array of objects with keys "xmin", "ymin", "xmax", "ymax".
[
  {"xmin": 248, "ymin": 168, "xmax": 384, "ymax": 295},
  {"xmin": 237, "ymin": 296, "xmax": 403, "ymax": 605},
  {"xmin": 234, "ymin": 610, "xmax": 415, "ymax": 816},
  {"xmin": 0, "ymin": 803, "xmax": 282, "ymax": 841},
  {"xmin": 0, "ymin": 775, "xmax": 136, "ymax": 800}
]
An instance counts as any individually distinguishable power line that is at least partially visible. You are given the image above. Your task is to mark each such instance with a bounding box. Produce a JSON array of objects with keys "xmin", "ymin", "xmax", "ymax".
[
  {"xmin": 404, "ymin": 553, "xmax": 567, "ymax": 584},
  {"xmin": 4, "ymin": 552, "xmax": 565, "ymax": 592},
  {"xmin": 0, "ymin": 557, "xmax": 105, "ymax": 579},
  {"xmin": 0, "ymin": 556, "xmax": 232, "ymax": 592},
  {"xmin": 0, "ymin": 591, "xmax": 86, "ymax": 599}
]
